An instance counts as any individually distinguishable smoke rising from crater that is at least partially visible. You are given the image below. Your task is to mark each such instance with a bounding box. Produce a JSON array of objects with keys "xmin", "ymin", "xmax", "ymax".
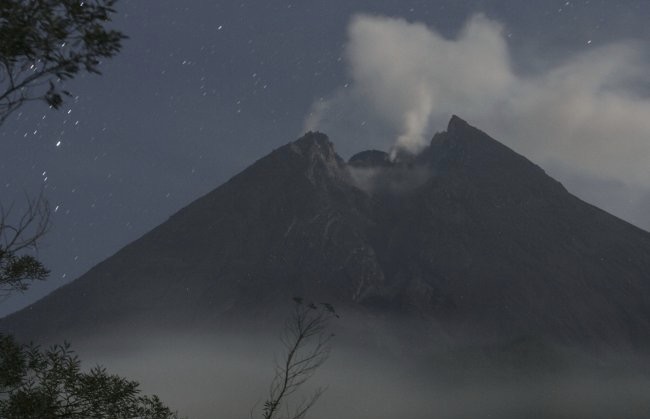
[
  {"xmin": 304, "ymin": 14, "xmax": 513, "ymax": 154},
  {"xmin": 304, "ymin": 13, "xmax": 650, "ymax": 228}
]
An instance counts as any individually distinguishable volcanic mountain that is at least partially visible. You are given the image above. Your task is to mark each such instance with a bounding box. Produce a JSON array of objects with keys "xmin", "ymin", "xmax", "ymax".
[{"xmin": 3, "ymin": 116, "xmax": 650, "ymax": 355}]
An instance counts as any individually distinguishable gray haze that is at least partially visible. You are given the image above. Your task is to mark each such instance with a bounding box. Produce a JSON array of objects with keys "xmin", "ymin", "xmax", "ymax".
[
  {"xmin": 76, "ymin": 328, "xmax": 650, "ymax": 419},
  {"xmin": 1, "ymin": 1, "xmax": 649, "ymax": 317}
]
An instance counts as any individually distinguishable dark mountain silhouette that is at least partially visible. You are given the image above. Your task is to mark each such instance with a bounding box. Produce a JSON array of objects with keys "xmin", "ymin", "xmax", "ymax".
[{"xmin": 3, "ymin": 116, "xmax": 650, "ymax": 357}]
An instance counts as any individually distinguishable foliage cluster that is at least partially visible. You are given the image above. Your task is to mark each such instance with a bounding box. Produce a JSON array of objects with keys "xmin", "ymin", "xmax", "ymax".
[
  {"xmin": 0, "ymin": 334, "xmax": 178, "ymax": 418},
  {"xmin": 0, "ymin": 0, "xmax": 126, "ymax": 123},
  {"xmin": 0, "ymin": 195, "xmax": 49, "ymax": 298}
]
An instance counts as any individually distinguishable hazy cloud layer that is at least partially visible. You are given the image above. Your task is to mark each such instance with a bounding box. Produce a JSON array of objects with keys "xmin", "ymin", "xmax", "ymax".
[
  {"xmin": 79, "ymin": 331, "xmax": 650, "ymax": 419},
  {"xmin": 305, "ymin": 14, "xmax": 650, "ymax": 228}
]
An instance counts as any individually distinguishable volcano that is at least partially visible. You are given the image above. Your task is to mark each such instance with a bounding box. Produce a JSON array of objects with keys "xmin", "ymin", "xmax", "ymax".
[{"xmin": 3, "ymin": 116, "xmax": 650, "ymax": 356}]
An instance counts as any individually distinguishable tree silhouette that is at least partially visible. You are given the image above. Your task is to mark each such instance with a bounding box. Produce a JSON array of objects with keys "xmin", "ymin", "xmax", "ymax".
[
  {"xmin": 0, "ymin": 335, "xmax": 178, "ymax": 418},
  {"xmin": 0, "ymin": 3, "xmax": 181, "ymax": 417},
  {"xmin": 260, "ymin": 299, "xmax": 338, "ymax": 419},
  {"xmin": 0, "ymin": 194, "xmax": 49, "ymax": 298},
  {"xmin": 0, "ymin": 0, "xmax": 126, "ymax": 124}
]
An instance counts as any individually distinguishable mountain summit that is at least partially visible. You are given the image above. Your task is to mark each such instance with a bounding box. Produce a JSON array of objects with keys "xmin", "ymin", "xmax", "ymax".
[{"xmin": 3, "ymin": 116, "xmax": 650, "ymax": 353}]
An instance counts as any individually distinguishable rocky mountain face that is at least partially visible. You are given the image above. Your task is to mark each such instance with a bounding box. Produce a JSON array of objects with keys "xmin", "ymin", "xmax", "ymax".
[{"xmin": 3, "ymin": 116, "xmax": 650, "ymax": 355}]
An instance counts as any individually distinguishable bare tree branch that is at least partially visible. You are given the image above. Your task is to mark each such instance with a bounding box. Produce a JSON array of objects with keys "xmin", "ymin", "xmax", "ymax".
[
  {"xmin": 0, "ymin": 192, "xmax": 51, "ymax": 297},
  {"xmin": 261, "ymin": 300, "xmax": 338, "ymax": 419}
]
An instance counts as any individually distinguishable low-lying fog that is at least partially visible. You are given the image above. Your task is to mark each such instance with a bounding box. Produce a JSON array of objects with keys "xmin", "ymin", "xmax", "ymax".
[{"xmin": 75, "ymin": 329, "xmax": 650, "ymax": 419}]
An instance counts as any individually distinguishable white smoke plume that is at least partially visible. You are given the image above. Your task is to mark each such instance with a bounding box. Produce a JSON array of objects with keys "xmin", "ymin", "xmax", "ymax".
[{"xmin": 304, "ymin": 14, "xmax": 650, "ymax": 228}]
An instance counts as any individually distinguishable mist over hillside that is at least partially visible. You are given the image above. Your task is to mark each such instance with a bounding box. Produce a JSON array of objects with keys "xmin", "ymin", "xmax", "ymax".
[
  {"xmin": 74, "ymin": 327, "xmax": 650, "ymax": 419},
  {"xmin": 3, "ymin": 116, "xmax": 650, "ymax": 417}
]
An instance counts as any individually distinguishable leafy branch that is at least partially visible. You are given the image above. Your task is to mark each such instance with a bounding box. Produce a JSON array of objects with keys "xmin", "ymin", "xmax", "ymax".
[
  {"xmin": 0, "ymin": 0, "xmax": 127, "ymax": 124},
  {"xmin": 0, "ymin": 193, "xmax": 50, "ymax": 297}
]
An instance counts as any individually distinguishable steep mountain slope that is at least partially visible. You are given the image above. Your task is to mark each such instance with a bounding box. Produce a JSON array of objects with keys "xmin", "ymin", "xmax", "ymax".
[
  {"xmin": 3, "ymin": 116, "xmax": 650, "ymax": 354},
  {"xmin": 359, "ymin": 116, "xmax": 650, "ymax": 350}
]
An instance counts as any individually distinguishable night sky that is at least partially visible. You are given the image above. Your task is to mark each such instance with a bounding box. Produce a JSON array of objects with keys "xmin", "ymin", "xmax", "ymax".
[{"xmin": 1, "ymin": 0, "xmax": 649, "ymax": 316}]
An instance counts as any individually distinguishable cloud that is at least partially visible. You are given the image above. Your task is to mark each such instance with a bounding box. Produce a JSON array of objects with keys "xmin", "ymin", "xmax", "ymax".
[
  {"xmin": 78, "ymin": 330, "xmax": 650, "ymax": 419},
  {"xmin": 304, "ymin": 13, "xmax": 650, "ymax": 228},
  {"xmin": 305, "ymin": 14, "xmax": 515, "ymax": 154}
]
